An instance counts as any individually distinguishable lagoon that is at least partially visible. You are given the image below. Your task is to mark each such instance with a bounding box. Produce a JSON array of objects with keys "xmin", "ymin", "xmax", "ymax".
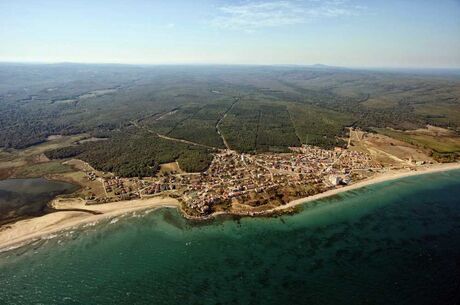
[{"xmin": 0, "ymin": 177, "xmax": 78, "ymax": 224}]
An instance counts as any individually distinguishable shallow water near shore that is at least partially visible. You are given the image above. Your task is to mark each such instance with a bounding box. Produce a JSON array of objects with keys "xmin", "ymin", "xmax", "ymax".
[{"xmin": 1, "ymin": 170, "xmax": 460, "ymax": 305}]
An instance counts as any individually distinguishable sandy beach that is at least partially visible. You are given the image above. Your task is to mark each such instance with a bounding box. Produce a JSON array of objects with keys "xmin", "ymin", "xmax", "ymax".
[
  {"xmin": 0, "ymin": 197, "xmax": 179, "ymax": 252},
  {"xmin": 1, "ymin": 162, "xmax": 459, "ymax": 252},
  {"xmin": 278, "ymin": 162, "xmax": 460, "ymax": 211}
]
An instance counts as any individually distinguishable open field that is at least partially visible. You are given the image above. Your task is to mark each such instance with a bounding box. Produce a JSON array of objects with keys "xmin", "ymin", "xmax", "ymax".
[
  {"xmin": 0, "ymin": 134, "xmax": 88, "ymax": 179},
  {"xmin": 349, "ymin": 128, "xmax": 436, "ymax": 166},
  {"xmin": 374, "ymin": 127, "xmax": 460, "ymax": 154},
  {"xmin": 158, "ymin": 162, "xmax": 183, "ymax": 175},
  {"xmin": 12, "ymin": 161, "xmax": 73, "ymax": 178}
]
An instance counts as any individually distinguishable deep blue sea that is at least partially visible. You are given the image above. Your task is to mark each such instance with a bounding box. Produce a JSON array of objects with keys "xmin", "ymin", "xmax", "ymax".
[{"xmin": 1, "ymin": 170, "xmax": 459, "ymax": 305}]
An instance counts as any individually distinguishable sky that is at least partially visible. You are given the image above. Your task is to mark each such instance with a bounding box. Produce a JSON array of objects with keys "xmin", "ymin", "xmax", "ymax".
[{"xmin": 0, "ymin": 0, "xmax": 459, "ymax": 68}]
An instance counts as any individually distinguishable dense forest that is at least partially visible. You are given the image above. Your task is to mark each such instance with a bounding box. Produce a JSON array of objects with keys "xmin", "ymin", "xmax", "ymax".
[
  {"xmin": 2, "ymin": 64, "xmax": 460, "ymax": 176},
  {"xmin": 45, "ymin": 130, "xmax": 215, "ymax": 177}
]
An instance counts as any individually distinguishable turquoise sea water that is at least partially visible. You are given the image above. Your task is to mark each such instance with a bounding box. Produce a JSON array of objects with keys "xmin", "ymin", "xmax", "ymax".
[{"xmin": 0, "ymin": 170, "xmax": 460, "ymax": 305}]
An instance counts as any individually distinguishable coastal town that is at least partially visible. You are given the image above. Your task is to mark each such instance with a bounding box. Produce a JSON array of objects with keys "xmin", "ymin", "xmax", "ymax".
[{"xmin": 80, "ymin": 143, "xmax": 384, "ymax": 217}]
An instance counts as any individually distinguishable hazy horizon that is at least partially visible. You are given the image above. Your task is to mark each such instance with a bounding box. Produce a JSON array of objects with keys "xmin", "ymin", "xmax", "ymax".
[
  {"xmin": 1, "ymin": 0, "xmax": 460, "ymax": 68},
  {"xmin": 2, "ymin": 61, "xmax": 460, "ymax": 73}
]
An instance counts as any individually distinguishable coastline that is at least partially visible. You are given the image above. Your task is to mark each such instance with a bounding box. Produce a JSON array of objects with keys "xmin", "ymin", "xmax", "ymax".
[
  {"xmin": 1, "ymin": 162, "xmax": 459, "ymax": 252},
  {"xmin": 275, "ymin": 162, "xmax": 460, "ymax": 212},
  {"xmin": 0, "ymin": 197, "xmax": 180, "ymax": 252},
  {"xmin": 181, "ymin": 162, "xmax": 460, "ymax": 220}
]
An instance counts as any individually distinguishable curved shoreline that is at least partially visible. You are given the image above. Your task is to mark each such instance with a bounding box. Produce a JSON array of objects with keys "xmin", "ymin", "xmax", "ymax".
[
  {"xmin": 182, "ymin": 162, "xmax": 460, "ymax": 220},
  {"xmin": 0, "ymin": 197, "xmax": 180, "ymax": 253},
  {"xmin": 275, "ymin": 162, "xmax": 460, "ymax": 212},
  {"xmin": 1, "ymin": 162, "xmax": 459, "ymax": 252}
]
